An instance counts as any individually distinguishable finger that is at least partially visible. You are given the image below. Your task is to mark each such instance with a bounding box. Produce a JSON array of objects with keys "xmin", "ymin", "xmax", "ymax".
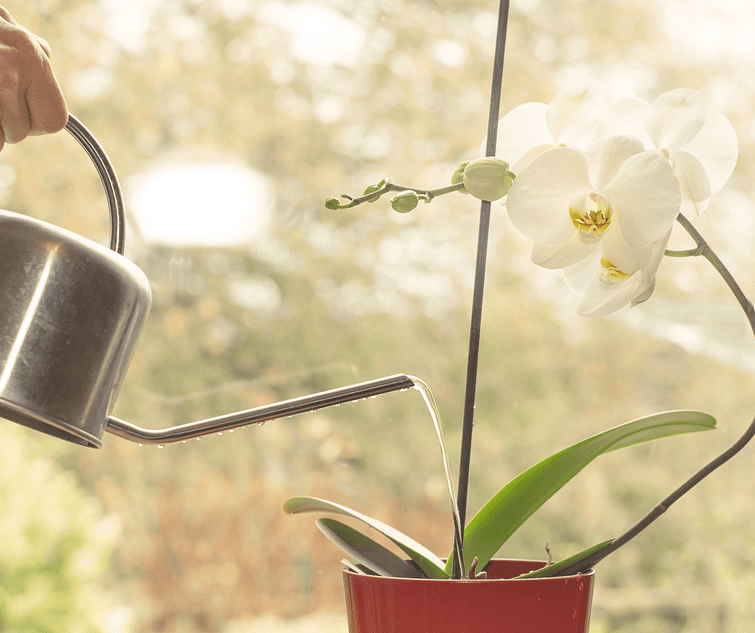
[
  {"xmin": 0, "ymin": 6, "xmax": 15, "ymax": 24},
  {"xmin": 0, "ymin": 73, "xmax": 33, "ymax": 144},
  {"xmin": 25, "ymin": 60, "xmax": 68, "ymax": 135},
  {"xmin": 0, "ymin": 8, "xmax": 67, "ymax": 139},
  {"xmin": 35, "ymin": 35, "xmax": 52, "ymax": 59}
]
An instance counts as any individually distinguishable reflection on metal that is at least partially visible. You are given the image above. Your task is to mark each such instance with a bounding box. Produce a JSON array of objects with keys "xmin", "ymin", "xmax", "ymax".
[
  {"xmin": 0, "ymin": 254, "xmax": 55, "ymax": 393},
  {"xmin": 106, "ymin": 374, "xmax": 416, "ymax": 445}
]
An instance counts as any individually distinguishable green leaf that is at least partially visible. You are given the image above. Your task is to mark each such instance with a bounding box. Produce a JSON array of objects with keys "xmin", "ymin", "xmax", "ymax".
[
  {"xmin": 446, "ymin": 409, "xmax": 716, "ymax": 576},
  {"xmin": 284, "ymin": 496, "xmax": 449, "ymax": 579},
  {"xmin": 514, "ymin": 539, "xmax": 614, "ymax": 579},
  {"xmin": 316, "ymin": 518, "xmax": 423, "ymax": 578}
]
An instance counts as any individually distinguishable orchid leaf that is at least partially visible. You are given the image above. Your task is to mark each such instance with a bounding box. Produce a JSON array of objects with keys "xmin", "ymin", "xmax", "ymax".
[
  {"xmin": 341, "ymin": 559, "xmax": 372, "ymax": 575},
  {"xmin": 447, "ymin": 409, "xmax": 716, "ymax": 576},
  {"xmin": 514, "ymin": 539, "xmax": 614, "ymax": 579},
  {"xmin": 284, "ymin": 496, "xmax": 449, "ymax": 578},
  {"xmin": 316, "ymin": 518, "xmax": 423, "ymax": 578}
]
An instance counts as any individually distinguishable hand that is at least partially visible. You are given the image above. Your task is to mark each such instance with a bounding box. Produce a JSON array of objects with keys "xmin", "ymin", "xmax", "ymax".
[{"xmin": 0, "ymin": 6, "xmax": 67, "ymax": 150}]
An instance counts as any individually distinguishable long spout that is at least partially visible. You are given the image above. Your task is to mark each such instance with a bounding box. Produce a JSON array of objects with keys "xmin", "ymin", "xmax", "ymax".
[{"xmin": 105, "ymin": 374, "xmax": 415, "ymax": 445}]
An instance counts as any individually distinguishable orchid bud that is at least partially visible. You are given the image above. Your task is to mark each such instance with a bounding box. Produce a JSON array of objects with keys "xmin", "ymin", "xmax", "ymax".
[
  {"xmin": 363, "ymin": 178, "xmax": 390, "ymax": 203},
  {"xmin": 390, "ymin": 190, "xmax": 420, "ymax": 213},
  {"xmin": 462, "ymin": 157, "xmax": 515, "ymax": 201}
]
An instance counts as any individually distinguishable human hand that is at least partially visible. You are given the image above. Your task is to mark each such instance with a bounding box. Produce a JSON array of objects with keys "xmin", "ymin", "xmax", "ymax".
[{"xmin": 0, "ymin": 6, "xmax": 67, "ymax": 150}]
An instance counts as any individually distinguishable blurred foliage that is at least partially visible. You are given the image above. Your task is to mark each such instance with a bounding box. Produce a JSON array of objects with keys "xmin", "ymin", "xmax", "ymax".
[
  {"xmin": 1, "ymin": 0, "xmax": 755, "ymax": 631},
  {"xmin": 0, "ymin": 426, "xmax": 119, "ymax": 632}
]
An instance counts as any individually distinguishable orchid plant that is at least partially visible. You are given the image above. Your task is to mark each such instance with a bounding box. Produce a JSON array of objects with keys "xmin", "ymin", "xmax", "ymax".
[{"xmin": 285, "ymin": 80, "xmax": 748, "ymax": 581}]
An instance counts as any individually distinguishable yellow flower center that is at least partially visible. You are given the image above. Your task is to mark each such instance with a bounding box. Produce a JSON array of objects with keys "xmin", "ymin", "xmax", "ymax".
[
  {"xmin": 569, "ymin": 191, "xmax": 612, "ymax": 240},
  {"xmin": 599, "ymin": 257, "xmax": 630, "ymax": 285}
]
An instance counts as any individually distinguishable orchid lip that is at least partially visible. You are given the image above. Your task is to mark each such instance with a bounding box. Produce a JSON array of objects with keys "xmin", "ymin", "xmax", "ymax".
[
  {"xmin": 599, "ymin": 257, "xmax": 630, "ymax": 285},
  {"xmin": 569, "ymin": 191, "xmax": 612, "ymax": 239}
]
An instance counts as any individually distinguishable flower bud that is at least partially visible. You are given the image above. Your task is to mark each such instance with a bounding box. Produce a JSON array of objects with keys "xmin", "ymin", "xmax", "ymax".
[
  {"xmin": 325, "ymin": 197, "xmax": 342, "ymax": 209},
  {"xmin": 363, "ymin": 178, "xmax": 390, "ymax": 203},
  {"xmin": 390, "ymin": 190, "xmax": 420, "ymax": 213},
  {"xmin": 462, "ymin": 157, "xmax": 515, "ymax": 201}
]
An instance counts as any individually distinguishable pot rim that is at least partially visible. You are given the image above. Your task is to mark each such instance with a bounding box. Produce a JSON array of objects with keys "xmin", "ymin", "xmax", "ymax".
[{"xmin": 342, "ymin": 558, "xmax": 596, "ymax": 582}]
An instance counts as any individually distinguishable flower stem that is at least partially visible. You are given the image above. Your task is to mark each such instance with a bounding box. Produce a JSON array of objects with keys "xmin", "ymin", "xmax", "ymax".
[
  {"xmin": 674, "ymin": 213, "xmax": 755, "ymax": 339},
  {"xmin": 556, "ymin": 212, "xmax": 755, "ymax": 576},
  {"xmin": 335, "ymin": 182, "xmax": 466, "ymax": 208},
  {"xmin": 452, "ymin": 0, "xmax": 511, "ymax": 580}
]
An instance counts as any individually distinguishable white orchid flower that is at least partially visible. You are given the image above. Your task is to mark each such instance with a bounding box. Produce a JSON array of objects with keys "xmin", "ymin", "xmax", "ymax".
[
  {"xmin": 562, "ymin": 227, "xmax": 671, "ymax": 317},
  {"xmin": 506, "ymin": 134, "xmax": 681, "ymax": 271},
  {"xmin": 602, "ymin": 89, "xmax": 738, "ymax": 216},
  {"xmin": 485, "ymin": 80, "xmax": 604, "ymax": 173}
]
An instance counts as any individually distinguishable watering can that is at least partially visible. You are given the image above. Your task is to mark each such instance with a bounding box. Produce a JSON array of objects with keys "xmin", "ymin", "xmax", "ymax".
[{"xmin": 0, "ymin": 114, "xmax": 414, "ymax": 448}]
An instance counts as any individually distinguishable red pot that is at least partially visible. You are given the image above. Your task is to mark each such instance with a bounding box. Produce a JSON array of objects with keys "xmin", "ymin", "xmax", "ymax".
[{"xmin": 343, "ymin": 559, "xmax": 594, "ymax": 632}]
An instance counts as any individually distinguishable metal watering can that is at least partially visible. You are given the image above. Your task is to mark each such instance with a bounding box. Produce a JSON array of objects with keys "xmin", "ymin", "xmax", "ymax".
[{"xmin": 0, "ymin": 114, "xmax": 414, "ymax": 448}]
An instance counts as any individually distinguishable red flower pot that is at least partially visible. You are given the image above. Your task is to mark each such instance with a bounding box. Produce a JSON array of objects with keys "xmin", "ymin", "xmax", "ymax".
[{"xmin": 343, "ymin": 559, "xmax": 594, "ymax": 632}]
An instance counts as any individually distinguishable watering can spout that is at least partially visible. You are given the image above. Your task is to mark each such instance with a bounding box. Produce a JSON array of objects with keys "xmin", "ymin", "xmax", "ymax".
[{"xmin": 105, "ymin": 374, "xmax": 416, "ymax": 446}]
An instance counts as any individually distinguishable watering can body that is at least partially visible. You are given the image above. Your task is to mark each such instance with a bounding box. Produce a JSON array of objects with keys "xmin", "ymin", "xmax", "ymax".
[{"xmin": 0, "ymin": 209, "xmax": 151, "ymax": 447}]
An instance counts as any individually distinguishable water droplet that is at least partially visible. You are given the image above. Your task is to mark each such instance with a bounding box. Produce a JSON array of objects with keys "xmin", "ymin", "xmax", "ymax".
[
  {"xmin": 157, "ymin": 444, "xmax": 165, "ymax": 449},
  {"xmin": 196, "ymin": 436, "xmax": 202, "ymax": 441},
  {"xmin": 228, "ymin": 429, "xmax": 235, "ymax": 433},
  {"xmin": 217, "ymin": 432, "xmax": 223, "ymax": 436},
  {"xmin": 138, "ymin": 443, "xmax": 144, "ymax": 447}
]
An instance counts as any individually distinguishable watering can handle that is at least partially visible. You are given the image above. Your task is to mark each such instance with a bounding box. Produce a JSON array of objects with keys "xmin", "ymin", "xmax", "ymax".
[{"xmin": 64, "ymin": 113, "xmax": 126, "ymax": 255}]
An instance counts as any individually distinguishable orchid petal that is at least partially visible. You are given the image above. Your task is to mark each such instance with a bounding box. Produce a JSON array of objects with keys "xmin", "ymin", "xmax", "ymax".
[
  {"xmin": 681, "ymin": 108, "xmax": 738, "ymax": 195},
  {"xmin": 562, "ymin": 221, "xmax": 670, "ymax": 317},
  {"xmin": 598, "ymin": 98, "xmax": 652, "ymax": 146},
  {"xmin": 506, "ymin": 147, "xmax": 592, "ymax": 244},
  {"xmin": 509, "ymin": 143, "xmax": 554, "ymax": 174},
  {"xmin": 575, "ymin": 273, "xmax": 645, "ymax": 317},
  {"xmin": 631, "ymin": 278, "xmax": 656, "ymax": 307},
  {"xmin": 584, "ymin": 135, "xmax": 645, "ymax": 190},
  {"xmin": 563, "ymin": 223, "xmax": 637, "ymax": 297},
  {"xmin": 637, "ymin": 230, "xmax": 672, "ymax": 289},
  {"xmin": 563, "ymin": 248, "xmax": 601, "ymax": 296},
  {"xmin": 563, "ymin": 250, "xmax": 645, "ymax": 317},
  {"xmin": 531, "ymin": 234, "xmax": 597, "ymax": 269},
  {"xmin": 604, "ymin": 151, "xmax": 681, "ymax": 246},
  {"xmin": 600, "ymin": 224, "xmax": 641, "ymax": 275},
  {"xmin": 668, "ymin": 149, "xmax": 712, "ymax": 216},
  {"xmin": 646, "ymin": 89, "xmax": 706, "ymax": 150},
  {"xmin": 488, "ymin": 102, "xmax": 550, "ymax": 165},
  {"xmin": 545, "ymin": 80, "xmax": 603, "ymax": 146}
]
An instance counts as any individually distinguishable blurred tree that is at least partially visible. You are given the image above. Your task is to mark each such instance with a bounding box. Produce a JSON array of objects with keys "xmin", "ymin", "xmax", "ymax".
[{"xmin": 0, "ymin": 426, "xmax": 120, "ymax": 633}]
